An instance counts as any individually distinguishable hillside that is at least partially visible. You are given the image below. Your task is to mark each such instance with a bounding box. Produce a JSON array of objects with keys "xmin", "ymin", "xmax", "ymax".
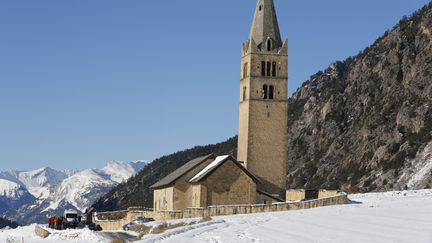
[
  {"xmin": 286, "ymin": 2, "xmax": 432, "ymax": 193},
  {"xmin": 92, "ymin": 2, "xmax": 432, "ymax": 211},
  {"xmin": 0, "ymin": 217, "xmax": 19, "ymax": 229}
]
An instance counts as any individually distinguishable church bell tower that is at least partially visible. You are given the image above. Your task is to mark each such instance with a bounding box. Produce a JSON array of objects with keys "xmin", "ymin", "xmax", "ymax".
[{"xmin": 237, "ymin": 0, "xmax": 288, "ymax": 199}]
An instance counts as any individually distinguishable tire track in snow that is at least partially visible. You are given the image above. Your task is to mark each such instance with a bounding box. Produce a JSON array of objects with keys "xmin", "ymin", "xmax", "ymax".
[{"xmin": 141, "ymin": 219, "xmax": 226, "ymax": 243}]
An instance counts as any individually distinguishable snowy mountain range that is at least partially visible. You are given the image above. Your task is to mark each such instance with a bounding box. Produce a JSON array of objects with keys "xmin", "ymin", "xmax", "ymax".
[{"xmin": 0, "ymin": 161, "xmax": 147, "ymax": 225}]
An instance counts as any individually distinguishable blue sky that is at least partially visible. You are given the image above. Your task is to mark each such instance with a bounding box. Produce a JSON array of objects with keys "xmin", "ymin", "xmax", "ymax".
[{"xmin": 0, "ymin": 0, "xmax": 430, "ymax": 171}]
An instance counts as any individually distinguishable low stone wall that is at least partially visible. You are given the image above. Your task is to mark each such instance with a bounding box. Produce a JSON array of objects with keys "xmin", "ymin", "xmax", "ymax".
[
  {"xmin": 318, "ymin": 190, "xmax": 341, "ymax": 198},
  {"xmin": 286, "ymin": 189, "xmax": 341, "ymax": 201},
  {"xmin": 286, "ymin": 189, "xmax": 307, "ymax": 201},
  {"xmin": 94, "ymin": 193, "xmax": 348, "ymax": 231}
]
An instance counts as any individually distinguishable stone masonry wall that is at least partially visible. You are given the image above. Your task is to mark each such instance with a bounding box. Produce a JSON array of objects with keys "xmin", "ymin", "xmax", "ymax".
[{"xmin": 94, "ymin": 193, "xmax": 347, "ymax": 231}]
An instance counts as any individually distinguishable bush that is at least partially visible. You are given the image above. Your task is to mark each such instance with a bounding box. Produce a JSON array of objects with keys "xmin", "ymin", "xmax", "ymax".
[
  {"xmin": 363, "ymin": 178, "xmax": 373, "ymax": 188},
  {"xmin": 362, "ymin": 151, "xmax": 375, "ymax": 162},
  {"xmin": 380, "ymin": 151, "xmax": 406, "ymax": 171}
]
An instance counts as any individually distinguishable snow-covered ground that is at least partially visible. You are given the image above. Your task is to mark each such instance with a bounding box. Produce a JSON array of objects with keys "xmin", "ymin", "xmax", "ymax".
[
  {"xmin": 0, "ymin": 225, "xmax": 109, "ymax": 243},
  {"xmin": 140, "ymin": 189, "xmax": 432, "ymax": 243},
  {"xmin": 0, "ymin": 189, "xmax": 431, "ymax": 243}
]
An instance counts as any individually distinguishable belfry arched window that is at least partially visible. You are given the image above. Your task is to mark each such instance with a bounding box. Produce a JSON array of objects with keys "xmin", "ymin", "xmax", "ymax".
[
  {"xmin": 261, "ymin": 85, "xmax": 275, "ymax": 100},
  {"xmin": 262, "ymin": 85, "xmax": 268, "ymax": 99},
  {"xmin": 272, "ymin": 62, "xmax": 277, "ymax": 77},
  {"xmin": 261, "ymin": 61, "xmax": 266, "ymax": 76},
  {"xmin": 269, "ymin": 85, "xmax": 275, "ymax": 99},
  {"xmin": 267, "ymin": 39, "xmax": 272, "ymax": 52},
  {"xmin": 266, "ymin": 61, "xmax": 271, "ymax": 76}
]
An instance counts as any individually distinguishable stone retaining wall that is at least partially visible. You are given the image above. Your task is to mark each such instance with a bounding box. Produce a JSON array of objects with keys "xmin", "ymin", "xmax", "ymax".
[
  {"xmin": 94, "ymin": 193, "xmax": 348, "ymax": 231},
  {"xmin": 286, "ymin": 189, "xmax": 342, "ymax": 201}
]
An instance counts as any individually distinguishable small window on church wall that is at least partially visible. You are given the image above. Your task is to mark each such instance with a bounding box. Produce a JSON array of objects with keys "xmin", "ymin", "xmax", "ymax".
[
  {"xmin": 267, "ymin": 39, "xmax": 272, "ymax": 52},
  {"xmin": 262, "ymin": 85, "xmax": 268, "ymax": 99},
  {"xmin": 259, "ymin": 5, "xmax": 262, "ymax": 11},
  {"xmin": 266, "ymin": 61, "xmax": 271, "ymax": 76},
  {"xmin": 272, "ymin": 62, "xmax": 277, "ymax": 77},
  {"xmin": 243, "ymin": 62, "xmax": 248, "ymax": 78},
  {"xmin": 269, "ymin": 85, "xmax": 274, "ymax": 99},
  {"xmin": 243, "ymin": 86, "xmax": 247, "ymax": 101},
  {"xmin": 261, "ymin": 61, "xmax": 266, "ymax": 76}
]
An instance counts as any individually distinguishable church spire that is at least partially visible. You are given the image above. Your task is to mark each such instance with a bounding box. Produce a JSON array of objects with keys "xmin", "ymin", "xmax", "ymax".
[{"xmin": 249, "ymin": 0, "xmax": 282, "ymax": 52}]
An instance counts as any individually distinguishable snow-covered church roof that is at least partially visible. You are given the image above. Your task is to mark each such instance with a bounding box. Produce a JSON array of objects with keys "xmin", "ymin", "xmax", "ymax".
[
  {"xmin": 189, "ymin": 155, "xmax": 260, "ymax": 183},
  {"xmin": 151, "ymin": 154, "xmax": 260, "ymax": 189}
]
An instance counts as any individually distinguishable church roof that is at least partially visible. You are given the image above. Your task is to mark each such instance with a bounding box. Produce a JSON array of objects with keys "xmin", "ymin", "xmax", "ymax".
[
  {"xmin": 189, "ymin": 155, "xmax": 230, "ymax": 182},
  {"xmin": 249, "ymin": 0, "xmax": 283, "ymax": 50},
  {"xmin": 151, "ymin": 154, "xmax": 261, "ymax": 190},
  {"xmin": 189, "ymin": 155, "xmax": 261, "ymax": 183},
  {"xmin": 150, "ymin": 154, "xmax": 215, "ymax": 189}
]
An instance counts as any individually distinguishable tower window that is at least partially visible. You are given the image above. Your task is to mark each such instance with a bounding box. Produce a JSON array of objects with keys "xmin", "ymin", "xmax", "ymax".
[
  {"xmin": 266, "ymin": 61, "xmax": 271, "ymax": 76},
  {"xmin": 262, "ymin": 85, "xmax": 268, "ymax": 99},
  {"xmin": 261, "ymin": 61, "xmax": 266, "ymax": 76},
  {"xmin": 267, "ymin": 39, "xmax": 272, "ymax": 52},
  {"xmin": 259, "ymin": 5, "xmax": 262, "ymax": 11},
  {"xmin": 272, "ymin": 62, "xmax": 277, "ymax": 77},
  {"xmin": 269, "ymin": 85, "xmax": 275, "ymax": 99},
  {"xmin": 243, "ymin": 62, "xmax": 248, "ymax": 79},
  {"xmin": 243, "ymin": 86, "xmax": 247, "ymax": 101}
]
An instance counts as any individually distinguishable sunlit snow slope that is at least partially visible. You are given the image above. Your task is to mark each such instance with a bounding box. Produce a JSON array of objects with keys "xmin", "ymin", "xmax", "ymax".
[{"xmin": 140, "ymin": 190, "xmax": 432, "ymax": 243}]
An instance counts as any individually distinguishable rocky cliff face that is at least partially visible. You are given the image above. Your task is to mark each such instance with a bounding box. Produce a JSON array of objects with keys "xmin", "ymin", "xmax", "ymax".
[
  {"xmin": 93, "ymin": 3, "xmax": 432, "ymax": 211},
  {"xmin": 287, "ymin": 3, "xmax": 432, "ymax": 192}
]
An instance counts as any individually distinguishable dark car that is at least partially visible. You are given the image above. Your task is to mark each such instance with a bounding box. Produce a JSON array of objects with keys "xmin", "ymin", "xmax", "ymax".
[
  {"xmin": 122, "ymin": 217, "xmax": 155, "ymax": 231},
  {"xmin": 78, "ymin": 220, "xmax": 99, "ymax": 231}
]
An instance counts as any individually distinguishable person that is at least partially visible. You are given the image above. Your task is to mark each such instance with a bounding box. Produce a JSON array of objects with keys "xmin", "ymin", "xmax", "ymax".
[
  {"xmin": 48, "ymin": 217, "xmax": 52, "ymax": 228},
  {"xmin": 50, "ymin": 217, "xmax": 54, "ymax": 229},
  {"xmin": 54, "ymin": 216, "xmax": 59, "ymax": 230},
  {"xmin": 57, "ymin": 217, "xmax": 62, "ymax": 230},
  {"xmin": 57, "ymin": 216, "xmax": 62, "ymax": 230},
  {"xmin": 62, "ymin": 217, "xmax": 67, "ymax": 230}
]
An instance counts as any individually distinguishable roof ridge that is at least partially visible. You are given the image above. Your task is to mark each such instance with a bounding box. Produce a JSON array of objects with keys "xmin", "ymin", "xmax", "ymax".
[{"xmin": 150, "ymin": 154, "xmax": 215, "ymax": 189}]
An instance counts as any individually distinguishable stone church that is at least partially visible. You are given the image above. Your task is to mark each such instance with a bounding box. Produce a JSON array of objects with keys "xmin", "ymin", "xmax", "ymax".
[{"xmin": 151, "ymin": 0, "xmax": 289, "ymax": 211}]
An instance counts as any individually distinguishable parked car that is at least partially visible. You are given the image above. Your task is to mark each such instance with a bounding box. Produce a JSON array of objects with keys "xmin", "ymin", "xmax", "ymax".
[
  {"xmin": 122, "ymin": 217, "xmax": 154, "ymax": 231},
  {"xmin": 78, "ymin": 220, "xmax": 98, "ymax": 231},
  {"xmin": 64, "ymin": 210, "xmax": 81, "ymax": 228}
]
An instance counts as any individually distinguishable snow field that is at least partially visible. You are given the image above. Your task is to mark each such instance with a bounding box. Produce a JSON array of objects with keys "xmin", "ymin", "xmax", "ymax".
[
  {"xmin": 139, "ymin": 189, "xmax": 432, "ymax": 243},
  {"xmin": 0, "ymin": 190, "xmax": 431, "ymax": 243},
  {"xmin": 0, "ymin": 225, "xmax": 107, "ymax": 243}
]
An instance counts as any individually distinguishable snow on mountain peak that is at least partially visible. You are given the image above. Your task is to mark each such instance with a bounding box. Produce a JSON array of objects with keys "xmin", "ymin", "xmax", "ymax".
[
  {"xmin": 1, "ymin": 159, "xmax": 147, "ymax": 225},
  {"xmin": 0, "ymin": 179, "xmax": 35, "ymax": 208},
  {"xmin": 18, "ymin": 167, "xmax": 67, "ymax": 189},
  {"xmin": 102, "ymin": 160, "xmax": 146, "ymax": 183},
  {"xmin": 0, "ymin": 179, "xmax": 23, "ymax": 198}
]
